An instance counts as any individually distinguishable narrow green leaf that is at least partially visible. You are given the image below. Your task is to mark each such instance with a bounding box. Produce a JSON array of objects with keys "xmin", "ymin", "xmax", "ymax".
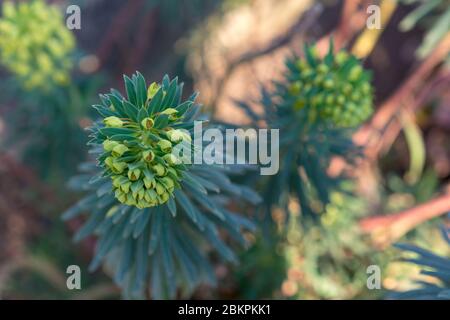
[
  {"xmin": 162, "ymin": 78, "xmax": 178, "ymax": 108},
  {"xmin": 100, "ymin": 127, "xmax": 135, "ymax": 136},
  {"xmin": 124, "ymin": 75, "xmax": 137, "ymax": 105},
  {"xmin": 123, "ymin": 101, "xmax": 138, "ymax": 121},
  {"xmin": 148, "ymin": 87, "xmax": 164, "ymax": 115},
  {"xmin": 153, "ymin": 114, "xmax": 169, "ymax": 129},
  {"xmin": 167, "ymin": 197, "xmax": 176, "ymax": 217},
  {"xmin": 136, "ymin": 72, "xmax": 147, "ymax": 107}
]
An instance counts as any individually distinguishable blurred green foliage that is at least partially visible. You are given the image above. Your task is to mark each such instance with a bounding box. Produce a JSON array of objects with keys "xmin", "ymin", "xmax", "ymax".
[
  {"xmin": 389, "ymin": 224, "xmax": 450, "ymax": 299},
  {"xmin": 283, "ymin": 189, "xmax": 389, "ymax": 299},
  {"xmin": 399, "ymin": 0, "xmax": 450, "ymax": 59},
  {"xmin": 0, "ymin": 0, "xmax": 75, "ymax": 91}
]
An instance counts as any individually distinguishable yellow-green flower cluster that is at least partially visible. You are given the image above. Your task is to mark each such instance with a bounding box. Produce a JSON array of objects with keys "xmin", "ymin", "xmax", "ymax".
[
  {"xmin": 287, "ymin": 46, "xmax": 373, "ymax": 127},
  {"xmin": 0, "ymin": 0, "xmax": 75, "ymax": 90},
  {"xmin": 100, "ymin": 86, "xmax": 191, "ymax": 209}
]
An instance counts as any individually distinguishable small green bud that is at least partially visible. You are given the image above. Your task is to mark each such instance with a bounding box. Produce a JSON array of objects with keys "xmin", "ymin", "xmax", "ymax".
[
  {"xmin": 120, "ymin": 181, "xmax": 131, "ymax": 193},
  {"xmin": 296, "ymin": 60, "xmax": 308, "ymax": 71},
  {"xmin": 155, "ymin": 182, "xmax": 165, "ymax": 195},
  {"xmin": 161, "ymin": 108, "xmax": 178, "ymax": 119},
  {"xmin": 147, "ymin": 82, "xmax": 160, "ymax": 100},
  {"xmin": 136, "ymin": 199, "xmax": 148, "ymax": 209},
  {"xmin": 143, "ymin": 176, "xmax": 155, "ymax": 189},
  {"xmin": 289, "ymin": 81, "xmax": 302, "ymax": 95},
  {"xmin": 343, "ymin": 84, "xmax": 352, "ymax": 95},
  {"xmin": 104, "ymin": 116, "xmax": 123, "ymax": 128},
  {"xmin": 323, "ymin": 78, "xmax": 334, "ymax": 89},
  {"xmin": 158, "ymin": 139, "xmax": 172, "ymax": 153},
  {"xmin": 167, "ymin": 167, "xmax": 178, "ymax": 178},
  {"xmin": 302, "ymin": 69, "xmax": 313, "ymax": 79},
  {"xmin": 112, "ymin": 176, "xmax": 122, "ymax": 188},
  {"xmin": 115, "ymin": 190, "xmax": 126, "ymax": 203},
  {"xmin": 335, "ymin": 51, "xmax": 348, "ymax": 65},
  {"xmin": 159, "ymin": 192, "xmax": 170, "ymax": 203},
  {"xmin": 361, "ymin": 82, "xmax": 371, "ymax": 95},
  {"xmin": 128, "ymin": 168, "xmax": 141, "ymax": 181},
  {"xmin": 351, "ymin": 91, "xmax": 361, "ymax": 102},
  {"xmin": 145, "ymin": 189, "xmax": 157, "ymax": 201},
  {"xmin": 105, "ymin": 156, "xmax": 114, "ymax": 168},
  {"xmin": 303, "ymin": 83, "xmax": 312, "ymax": 93},
  {"xmin": 103, "ymin": 139, "xmax": 119, "ymax": 152},
  {"xmin": 142, "ymin": 150, "xmax": 155, "ymax": 163},
  {"xmin": 141, "ymin": 117, "xmax": 154, "ymax": 130},
  {"xmin": 152, "ymin": 163, "xmax": 166, "ymax": 176},
  {"xmin": 317, "ymin": 63, "xmax": 329, "ymax": 74},
  {"xmin": 294, "ymin": 98, "xmax": 306, "ymax": 110},
  {"xmin": 163, "ymin": 153, "xmax": 181, "ymax": 166},
  {"xmin": 112, "ymin": 144, "xmax": 129, "ymax": 157},
  {"xmin": 161, "ymin": 177, "xmax": 175, "ymax": 190},
  {"xmin": 349, "ymin": 65, "xmax": 362, "ymax": 81},
  {"xmin": 166, "ymin": 129, "xmax": 184, "ymax": 143},
  {"xmin": 347, "ymin": 102, "xmax": 357, "ymax": 112},
  {"xmin": 112, "ymin": 161, "xmax": 127, "ymax": 174},
  {"xmin": 181, "ymin": 132, "xmax": 192, "ymax": 143},
  {"xmin": 311, "ymin": 95, "xmax": 320, "ymax": 107},
  {"xmin": 336, "ymin": 95, "xmax": 345, "ymax": 105},
  {"xmin": 125, "ymin": 196, "xmax": 136, "ymax": 206},
  {"xmin": 325, "ymin": 95, "xmax": 334, "ymax": 105},
  {"xmin": 314, "ymin": 76, "xmax": 324, "ymax": 86}
]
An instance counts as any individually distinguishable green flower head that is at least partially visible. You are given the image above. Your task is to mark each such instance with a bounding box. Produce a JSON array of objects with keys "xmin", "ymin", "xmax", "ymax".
[
  {"xmin": 92, "ymin": 73, "xmax": 194, "ymax": 209},
  {"xmin": 0, "ymin": 0, "xmax": 75, "ymax": 91},
  {"xmin": 284, "ymin": 42, "xmax": 374, "ymax": 127}
]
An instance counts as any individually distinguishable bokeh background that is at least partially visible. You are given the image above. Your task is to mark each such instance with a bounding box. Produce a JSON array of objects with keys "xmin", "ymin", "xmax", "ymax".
[{"xmin": 0, "ymin": 0, "xmax": 449, "ymax": 299}]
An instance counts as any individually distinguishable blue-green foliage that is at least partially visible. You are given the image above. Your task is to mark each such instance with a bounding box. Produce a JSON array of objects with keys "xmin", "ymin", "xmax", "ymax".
[
  {"xmin": 390, "ymin": 225, "xmax": 450, "ymax": 299},
  {"xmin": 63, "ymin": 73, "xmax": 260, "ymax": 299}
]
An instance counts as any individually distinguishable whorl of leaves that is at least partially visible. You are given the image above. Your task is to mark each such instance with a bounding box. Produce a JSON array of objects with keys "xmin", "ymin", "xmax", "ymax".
[{"xmin": 63, "ymin": 73, "xmax": 260, "ymax": 299}]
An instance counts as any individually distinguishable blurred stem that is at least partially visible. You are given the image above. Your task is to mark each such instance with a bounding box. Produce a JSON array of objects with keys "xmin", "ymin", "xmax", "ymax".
[
  {"xmin": 351, "ymin": 0, "xmax": 397, "ymax": 59},
  {"xmin": 400, "ymin": 110, "xmax": 425, "ymax": 184},
  {"xmin": 0, "ymin": 255, "xmax": 67, "ymax": 297},
  {"xmin": 359, "ymin": 192, "xmax": 450, "ymax": 248},
  {"xmin": 317, "ymin": 0, "xmax": 365, "ymax": 54},
  {"xmin": 354, "ymin": 32, "xmax": 450, "ymax": 155},
  {"xmin": 330, "ymin": 32, "xmax": 450, "ymax": 177}
]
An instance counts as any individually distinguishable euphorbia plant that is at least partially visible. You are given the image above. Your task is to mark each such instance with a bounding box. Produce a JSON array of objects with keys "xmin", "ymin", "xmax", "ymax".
[
  {"xmin": 227, "ymin": 42, "xmax": 377, "ymax": 298},
  {"xmin": 234, "ymin": 42, "xmax": 374, "ymax": 220},
  {"xmin": 63, "ymin": 72, "xmax": 260, "ymax": 298}
]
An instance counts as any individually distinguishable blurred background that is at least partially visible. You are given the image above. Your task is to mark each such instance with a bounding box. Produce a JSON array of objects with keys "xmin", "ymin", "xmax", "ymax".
[{"xmin": 0, "ymin": 0, "xmax": 449, "ymax": 299}]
